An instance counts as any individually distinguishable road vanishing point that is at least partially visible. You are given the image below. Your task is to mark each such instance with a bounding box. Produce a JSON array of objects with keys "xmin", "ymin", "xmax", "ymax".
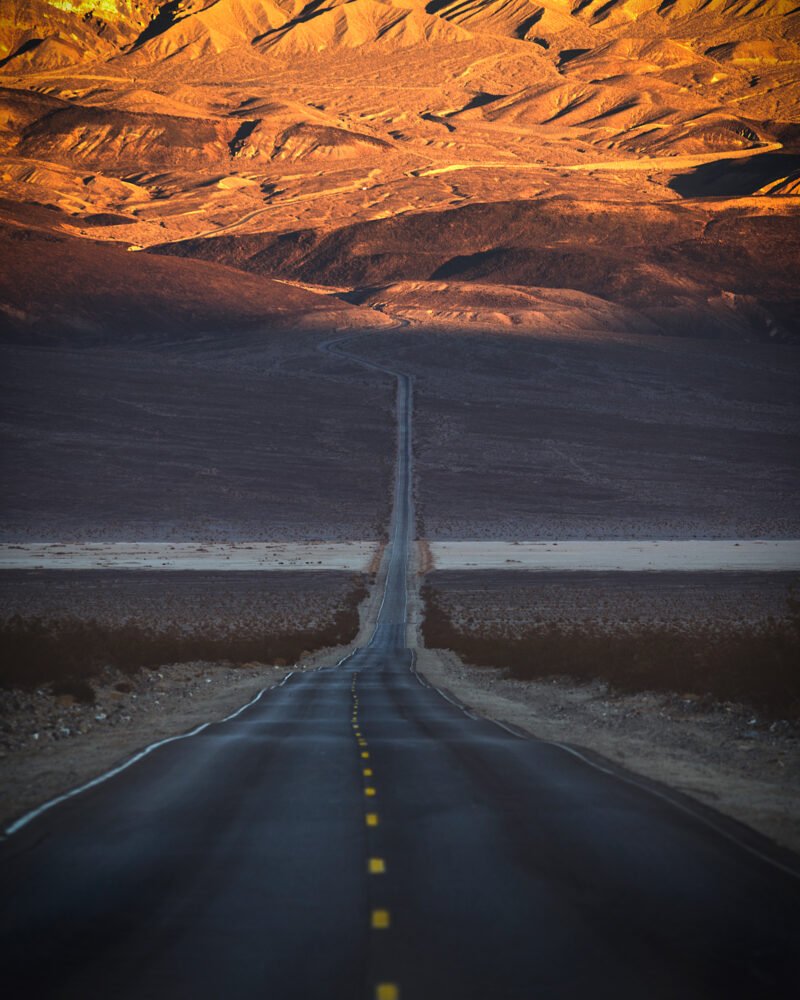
[{"xmin": 1, "ymin": 342, "xmax": 799, "ymax": 999}]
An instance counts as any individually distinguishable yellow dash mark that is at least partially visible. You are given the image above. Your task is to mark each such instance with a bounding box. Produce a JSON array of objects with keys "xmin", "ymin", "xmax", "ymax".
[
  {"xmin": 371, "ymin": 909, "xmax": 391, "ymax": 929},
  {"xmin": 366, "ymin": 812, "xmax": 379, "ymax": 827},
  {"xmin": 365, "ymin": 787, "xmax": 376, "ymax": 797},
  {"xmin": 368, "ymin": 857, "xmax": 385, "ymax": 874},
  {"xmin": 376, "ymin": 984, "xmax": 399, "ymax": 1000},
  {"xmin": 363, "ymin": 768, "xmax": 373, "ymax": 776},
  {"xmin": 361, "ymin": 751, "xmax": 370, "ymax": 759},
  {"xmin": 358, "ymin": 740, "xmax": 368, "ymax": 747}
]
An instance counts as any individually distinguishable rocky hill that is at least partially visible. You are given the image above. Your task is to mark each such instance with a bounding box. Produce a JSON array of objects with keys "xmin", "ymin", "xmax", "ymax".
[{"xmin": 1, "ymin": 0, "xmax": 798, "ymax": 337}]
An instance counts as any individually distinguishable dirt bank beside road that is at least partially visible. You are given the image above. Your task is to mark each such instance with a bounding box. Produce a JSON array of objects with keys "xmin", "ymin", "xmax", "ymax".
[
  {"xmin": 0, "ymin": 660, "xmax": 289, "ymax": 832},
  {"xmin": 0, "ymin": 568, "xmax": 379, "ymax": 833},
  {"xmin": 416, "ymin": 647, "xmax": 800, "ymax": 857}
]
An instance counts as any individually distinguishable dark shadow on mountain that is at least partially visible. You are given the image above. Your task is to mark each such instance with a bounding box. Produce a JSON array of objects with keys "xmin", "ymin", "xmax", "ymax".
[
  {"xmin": 132, "ymin": 1, "xmax": 182, "ymax": 48},
  {"xmin": 669, "ymin": 152, "xmax": 800, "ymax": 197},
  {"xmin": 420, "ymin": 112, "xmax": 455, "ymax": 131},
  {"xmin": 229, "ymin": 120, "xmax": 260, "ymax": 156},
  {"xmin": 0, "ymin": 38, "xmax": 43, "ymax": 70},
  {"xmin": 516, "ymin": 10, "xmax": 543, "ymax": 38},
  {"xmin": 455, "ymin": 93, "xmax": 505, "ymax": 114},
  {"xmin": 425, "ymin": 0, "xmax": 453, "ymax": 13},
  {"xmin": 557, "ymin": 47, "xmax": 591, "ymax": 67}
]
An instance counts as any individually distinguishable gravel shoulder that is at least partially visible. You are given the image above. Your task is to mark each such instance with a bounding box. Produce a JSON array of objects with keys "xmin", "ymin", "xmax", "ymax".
[
  {"xmin": 0, "ymin": 660, "xmax": 289, "ymax": 831},
  {"xmin": 415, "ymin": 646, "xmax": 800, "ymax": 856},
  {"xmin": 0, "ymin": 552, "xmax": 389, "ymax": 834}
]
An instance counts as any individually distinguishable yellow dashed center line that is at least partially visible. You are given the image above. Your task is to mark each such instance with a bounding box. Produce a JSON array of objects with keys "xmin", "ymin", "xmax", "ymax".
[{"xmin": 352, "ymin": 676, "xmax": 399, "ymax": 999}]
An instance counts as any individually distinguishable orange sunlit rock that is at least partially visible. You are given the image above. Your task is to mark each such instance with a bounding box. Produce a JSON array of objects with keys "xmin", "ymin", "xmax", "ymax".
[{"xmin": 0, "ymin": 0, "xmax": 797, "ymax": 338}]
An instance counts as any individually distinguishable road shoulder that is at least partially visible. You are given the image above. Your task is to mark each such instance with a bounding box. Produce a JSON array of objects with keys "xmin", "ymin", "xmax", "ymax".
[{"xmin": 415, "ymin": 646, "xmax": 800, "ymax": 856}]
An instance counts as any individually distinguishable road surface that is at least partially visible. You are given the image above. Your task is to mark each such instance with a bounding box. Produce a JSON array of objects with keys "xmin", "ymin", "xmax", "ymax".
[{"xmin": 1, "ymin": 343, "xmax": 799, "ymax": 999}]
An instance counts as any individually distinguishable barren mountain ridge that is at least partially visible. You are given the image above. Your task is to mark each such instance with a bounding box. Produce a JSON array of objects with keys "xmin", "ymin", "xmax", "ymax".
[{"xmin": 0, "ymin": 0, "xmax": 798, "ymax": 338}]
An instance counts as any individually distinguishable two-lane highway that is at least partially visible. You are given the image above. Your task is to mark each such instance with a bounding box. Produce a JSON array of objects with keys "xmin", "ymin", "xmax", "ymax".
[{"xmin": 2, "ymin": 341, "xmax": 799, "ymax": 998}]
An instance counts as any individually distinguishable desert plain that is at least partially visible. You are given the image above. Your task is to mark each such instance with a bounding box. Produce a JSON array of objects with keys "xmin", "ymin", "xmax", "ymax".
[{"xmin": 0, "ymin": 0, "xmax": 799, "ymax": 850}]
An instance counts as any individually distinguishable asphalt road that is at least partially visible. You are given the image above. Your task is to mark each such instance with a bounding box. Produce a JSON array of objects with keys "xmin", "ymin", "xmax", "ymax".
[{"xmin": 2, "ymin": 345, "xmax": 799, "ymax": 998}]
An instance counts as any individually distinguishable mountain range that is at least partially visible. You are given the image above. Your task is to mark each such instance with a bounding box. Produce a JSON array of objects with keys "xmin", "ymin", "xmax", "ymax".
[{"xmin": 1, "ymin": 0, "xmax": 798, "ymax": 338}]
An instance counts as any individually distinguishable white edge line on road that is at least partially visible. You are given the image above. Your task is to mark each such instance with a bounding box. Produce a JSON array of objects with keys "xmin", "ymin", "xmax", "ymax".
[
  {"xmin": 321, "ymin": 651, "xmax": 359, "ymax": 671},
  {"xmin": 432, "ymin": 683, "xmax": 479, "ymax": 720},
  {"xmin": 218, "ymin": 686, "xmax": 268, "ymax": 723},
  {"xmin": 3, "ymin": 720, "xmax": 211, "ymax": 838},
  {"xmin": 546, "ymin": 740, "xmax": 800, "ymax": 882},
  {"xmin": 3, "ymin": 671, "xmax": 299, "ymax": 839},
  {"xmin": 420, "ymin": 669, "xmax": 800, "ymax": 882}
]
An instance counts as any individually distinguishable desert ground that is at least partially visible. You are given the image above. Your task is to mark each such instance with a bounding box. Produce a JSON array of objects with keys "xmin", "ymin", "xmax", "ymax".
[
  {"xmin": 0, "ymin": 540, "xmax": 381, "ymax": 569},
  {"xmin": 4, "ymin": 323, "xmax": 798, "ymax": 544},
  {"xmin": 0, "ymin": 566, "xmax": 369, "ymax": 630},
  {"xmin": 352, "ymin": 325, "xmax": 800, "ymax": 539},
  {"xmin": 0, "ymin": 329, "xmax": 395, "ymax": 541},
  {"xmin": 421, "ymin": 568, "xmax": 798, "ymax": 630}
]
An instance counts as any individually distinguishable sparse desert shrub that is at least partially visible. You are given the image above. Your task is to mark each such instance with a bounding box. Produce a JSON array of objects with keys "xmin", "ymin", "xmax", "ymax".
[
  {"xmin": 421, "ymin": 584, "xmax": 800, "ymax": 720},
  {"xmin": 0, "ymin": 576, "xmax": 368, "ymax": 692}
]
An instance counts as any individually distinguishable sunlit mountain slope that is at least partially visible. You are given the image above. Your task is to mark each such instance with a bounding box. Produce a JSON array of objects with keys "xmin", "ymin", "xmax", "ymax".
[{"xmin": 0, "ymin": 0, "xmax": 798, "ymax": 338}]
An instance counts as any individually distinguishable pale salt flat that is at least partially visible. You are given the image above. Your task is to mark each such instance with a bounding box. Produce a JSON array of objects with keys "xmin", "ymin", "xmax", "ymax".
[
  {"xmin": 0, "ymin": 541, "xmax": 378, "ymax": 572},
  {"xmin": 429, "ymin": 541, "xmax": 800, "ymax": 573}
]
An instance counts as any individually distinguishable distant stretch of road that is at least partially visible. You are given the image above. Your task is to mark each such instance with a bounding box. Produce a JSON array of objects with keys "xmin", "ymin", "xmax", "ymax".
[{"xmin": 1, "ymin": 340, "xmax": 799, "ymax": 999}]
